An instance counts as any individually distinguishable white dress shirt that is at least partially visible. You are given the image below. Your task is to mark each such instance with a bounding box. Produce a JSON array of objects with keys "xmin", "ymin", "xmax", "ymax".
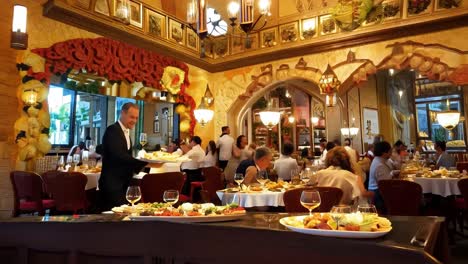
[
  {"xmin": 202, "ymin": 151, "xmax": 218, "ymax": 168},
  {"xmin": 217, "ymin": 134, "xmax": 234, "ymax": 161},
  {"xmin": 368, "ymin": 156, "xmax": 393, "ymax": 191},
  {"xmin": 319, "ymin": 149, "xmax": 328, "ymax": 164},
  {"xmin": 118, "ymin": 120, "xmax": 130, "ymax": 150},
  {"xmin": 316, "ymin": 166, "xmax": 362, "ymax": 205},
  {"xmin": 181, "ymin": 144, "xmax": 205, "ymax": 170},
  {"xmin": 273, "ymin": 155, "xmax": 299, "ymax": 180}
]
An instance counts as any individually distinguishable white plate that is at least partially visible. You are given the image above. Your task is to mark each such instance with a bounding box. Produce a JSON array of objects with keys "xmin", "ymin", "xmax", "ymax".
[
  {"xmin": 101, "ymin": 211, "xmax": 114, "ymax": 214},
  {"xmin": 129, "ymin": 212, "xmax": 246, "ymax": 223},
  {"xmin": 279, "ymin": 215, "xmax": 392, "ymax": 239}
]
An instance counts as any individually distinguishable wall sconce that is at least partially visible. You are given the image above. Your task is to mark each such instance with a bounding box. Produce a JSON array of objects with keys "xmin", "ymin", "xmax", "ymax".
[
  {"xmin": 325, "ymin": 93, "xmax": 337, "ymax": 107},
  {"xmin": 202, "ymin": 84, "xmax": 214, "ymax": 106},
  {"xmin": 11, "ymin": 5, "xmax": 28, "ymax": 50}
]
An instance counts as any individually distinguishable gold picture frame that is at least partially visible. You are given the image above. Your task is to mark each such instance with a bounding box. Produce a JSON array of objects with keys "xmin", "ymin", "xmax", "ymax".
[
  {"xmin": 319, "ymin": 14, "xmax": 337, "ymax": 36},
  {"xmin": 75, "ymin": 0, "xmax": 91, "ymax": 10},
  {"xmin": 260, "ymin": 28, "xmax": 278, "ymax": 48},
  {"xmin": 202, "ymin": 39, "xmax": 215, "ymax": 59},
  {"xmin": 230, "ymin": 34, "xmax": 244, "ymax": 55},
  {"xmin": 212, "ymin": 36, "xmax": 229, "ymax": 59},
  {"xmin": 169, "ymin": 18, "xmax": 185, "ymax": 45},
  {"xmin": 300, "ymin": 17, "xmax": 317, "ymax": 40},
  {"xmin": 279, "ymin": 22, "xmax": 299, "ymax": 43},
  {"xmin": 407, "ymin": 0, "xmax": 433, "ymax": 16},
  {"xmin": 129, "ymin": 1, "xmax": 143, "ymax": 28},
  {"xmin": 186, "ymin": 28, "xmax": 199, "ymax": 52},
  {"xmin": 145, "ymin": 8, "xmax": 166, "ymax": 38},
  {"xmin": 94, "ymin": 0, "xmax": 111, "ymax": 16}
]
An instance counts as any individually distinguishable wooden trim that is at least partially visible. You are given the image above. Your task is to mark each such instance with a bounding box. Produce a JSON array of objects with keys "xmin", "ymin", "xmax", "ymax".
[{"xmin": 44, "ymin": 0, "xmax": 468, "ymax": 73}]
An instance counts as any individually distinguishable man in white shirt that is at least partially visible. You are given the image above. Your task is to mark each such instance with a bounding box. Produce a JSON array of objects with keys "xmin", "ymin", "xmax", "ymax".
[
  {"xmin": 273, "ymin": 142, "xmax": 299, "ymax": 180},
  {"xmin": 217, "ymin": 126, "xmax": 234, "ymax": 170},
  {"xmin": 181, "ymin": 136, "xmax": 205, "ymax": 195}
]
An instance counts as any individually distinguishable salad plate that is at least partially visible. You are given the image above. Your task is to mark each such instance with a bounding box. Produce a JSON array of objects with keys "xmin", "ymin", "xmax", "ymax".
[{"xmin": 280, "ymin": 214, "xmax": 392, "ymax": 239}]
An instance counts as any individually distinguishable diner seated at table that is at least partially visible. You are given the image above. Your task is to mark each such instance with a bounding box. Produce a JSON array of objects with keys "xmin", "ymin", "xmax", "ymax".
[
  {"xmin": 316, "ymin": 147, "xmax": 373, "ymax": 205},
  {"xmin": 273, "ymin": 142, "xmax": 299, "ymax": 181},
  {"xmin": 167, "ymin": 138, "xmax": 183, "ymax": 155},
  {"xmin": 236, "ymin": 147, "xmax": 272, "ymax": 185},
  {"xmin": 434, "ymin": 140, "xmax": 456, "ymax": 169},
  {"xmin": 180, "ymin": 136, "xmax": 205, "ymax": 195},
  {"xmin": 389, "ymin": 140, "xmax": 408, "ymax": 170},
  {"xmin": 368, "ymin": 141, "xmax": 400, "ymax": 213},
  {"xmin": 202, "ymin": 140, "xmax": 218, "ymax": 168}
]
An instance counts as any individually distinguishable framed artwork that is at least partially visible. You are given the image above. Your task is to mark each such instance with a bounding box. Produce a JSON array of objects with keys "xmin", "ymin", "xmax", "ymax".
[
  {"xmin": 319, "ymin": 15, "xmax": 337, "ymax": 36},
  {"xmin": 75, "ymin": 0, "xmax": 91, "ymax": 10},
  {"xmin": 202, "ymin": 39, "xmax": 215, "ymax": 58},
  {"xmin": 382, "ymin": 0, "xmax": 402, "ymax": 20},
  {"xmin": 300, "ymin": 17, "xmax": 317, "ymax": 40},
  {"xmin": 186, "ymin": 28, "xmax": 199, "ymax": 51},
  {"xmin": 231, "ymin": 34, "xmax": 244, "ymax": 55},
  {"xmin": 153, "ymin": 112, "xmax": 160, "ymax": 134},
  {"xmin": 213, "ymin": 36, "xmax": 229, "ymax": 59},
  {"xmin": 94, "ymin": 0, "xmax": 111, "ymax": 16},
  {"xmin": 435, "ymin": 0, "xmax": 461, "ymax": 10},
  {"xmin": 169, "ymin": 18, "xmax": 185, "ymax": 45},
  {"xmin": 279, "ymin": 22, "xmax": 298, "ymax": 43},
  {"xmin": 363, "ymin": 108, "xmax": 379, "ymax": 144},
  {"xmin": 129, "ymin": 1, "xmax": 143, "ymax": 28},
  {"xmin": 146, "ymin": 8, "xmax": 166, "ymax": 38},
  {"xmin": 407, "ymin": 0, "xmax": 433, "ymax": 16},
  {"xmin": 244, "ymin": 33, "xmax": 259, "ymax": 51},
  {"xmin": 260, "ymin": 27, "xmax": 278, "ymax": 48}
]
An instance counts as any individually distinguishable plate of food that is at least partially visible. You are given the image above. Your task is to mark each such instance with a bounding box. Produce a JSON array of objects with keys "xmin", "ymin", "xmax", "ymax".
[
  {"xmin": 280, "ymin": 212, "xmax": 392, "ymax": 238},
  {"xmin": 112, "ymin": 202, "xmax": 246, "ymax": 222},
  {"xmin": 138, "ymin": 151, "xmax": 191, "ymax": 163}
]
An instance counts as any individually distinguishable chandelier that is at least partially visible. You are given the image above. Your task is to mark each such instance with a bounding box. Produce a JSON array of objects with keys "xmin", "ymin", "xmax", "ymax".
[
  {"xmin": 259, "ymin": 110, "xmax": 281, "ymax": 129},
  {"xmin": 187, "ymin": 0, "xmax": 271, "ymax": 40},
  {"xmin": 436, "ymin": 99, "xmax": 460, "ymax": 137},
  {"xmin": 340, "ymin": 127, "xmax": 359, "ymax": 138},
  {"xmin": 194, "ymin": 99, "xmax": 214, "ymax": 127}
]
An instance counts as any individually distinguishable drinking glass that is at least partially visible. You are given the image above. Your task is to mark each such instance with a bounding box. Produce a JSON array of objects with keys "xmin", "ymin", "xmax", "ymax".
[
  {"xmin": 73, "ymin": 154, "xmax": 80, "ymax": 165},
  {"xmin": 256, "ymin": 171, "xmax": 268, "ymax": 188},
  {"xmin": 126, "ymin": 186, "xmax": 142, "ymax": 208},
  {"xmin": 234, "ymin": 173, "xmax": 244, "ymax": 189},
  {"xmin": 330, "ymin": 205, "xmax": 352, "ymax": 230},
  {"xmin": 163, "ymin": 190, "xmax": 179, "ymax": 208},
  {"xmin": 356, "ymin": 204, "xmax": 378, "ymax": 216},
  {"xmin": 226, "ymin": 193, "xmax": 240, "ymax": 206},
  {"xmin": 66, "ymin": 155, "xmax": 73, "ymax": 166},
  {"xmin": 139, "ymin": 133, "xmax": 148, "ymax": 148},
  {"xmin": 57, "ymin": 156, "xmax": 65, "ymax": 170},
  {"xmin": 300, "ymin": 190, "xmax": 321, "ymax": 216}
]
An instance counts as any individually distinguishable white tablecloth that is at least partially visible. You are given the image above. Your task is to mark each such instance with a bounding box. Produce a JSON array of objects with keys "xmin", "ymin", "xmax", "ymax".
[
  {"xmin": 216, "ymin": 191, "xmax": 285, "ymax": 208},
  {"xmin": 84, "ymin": 173, "xmax": 100, "ymax": 190},
  {"xmin": 409, "ymin": 177, "xmax": 461, "ymax": 197}
]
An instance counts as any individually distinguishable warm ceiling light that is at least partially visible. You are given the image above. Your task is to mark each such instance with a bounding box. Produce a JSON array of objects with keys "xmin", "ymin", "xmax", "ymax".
[
  {"xmin": 311, "ymin": 116, "xmax": 319, "ymax": 125},
  {"xmin": 259, "ymin": 110, "xmax": 281, "ymax": 130},
  {"xmin": 288, "ymin": 116, "xmax": 295, "ymax": 123},
  {"xmin": 325, "ymin": 93, "xmax": 337, "ymax": 107},
  {"xmin": 194, "ymin": 99, "xmax": 213, "ymax": 126},
  {"xmin": 341, "ymin": 127, "xmax": 359, "ymax": 138},
  {"xmin": 437, "ymin": 110, "xmax": 460, "ymax": 130},
  {"xmin": 11, "ymin": 5, "xmax": 28, "ymax": 50},
  {"xmin": 319, "ymin": 64, "xmax": 340, "ymax": 94},
  {"xmin": 203, "ymin": 84, "xmax": 214, "ymax": 106}
]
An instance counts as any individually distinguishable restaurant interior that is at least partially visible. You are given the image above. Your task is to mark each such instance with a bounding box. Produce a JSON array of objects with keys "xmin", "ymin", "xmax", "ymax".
[{"xmin": 1, "ymin": 0, "xmax": 468, "ymax": 263}]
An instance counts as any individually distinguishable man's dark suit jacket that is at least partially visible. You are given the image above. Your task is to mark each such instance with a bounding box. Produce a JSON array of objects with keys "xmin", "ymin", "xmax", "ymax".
[
  {"xmin": 235, "ymin": 159, "xmax": 256, "ymax": 176},
  {"xmin": 98, "ymin": 122, "xmax": 147, "ymax": 210}
]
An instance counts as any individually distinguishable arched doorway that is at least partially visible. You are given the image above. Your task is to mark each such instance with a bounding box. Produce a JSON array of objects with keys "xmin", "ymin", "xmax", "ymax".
[{"xmin": 234, "ymin": 77, "xmax": 344, "ymax": 153}]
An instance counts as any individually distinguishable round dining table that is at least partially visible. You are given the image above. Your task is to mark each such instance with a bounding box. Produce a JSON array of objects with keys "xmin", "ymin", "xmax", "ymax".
[
  {"xmin": 407, "ymin": 176, "xmax": 463, "ymax": 197},
  {"xmin": 216, "ymin": 190, "xmax": 285, "ymax": 208}
]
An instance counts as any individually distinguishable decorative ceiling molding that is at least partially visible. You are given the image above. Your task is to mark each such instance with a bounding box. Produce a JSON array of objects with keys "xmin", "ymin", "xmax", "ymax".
[{"xmin": 44, "ymin": 0, "xmax": 468, "ymax": 72}]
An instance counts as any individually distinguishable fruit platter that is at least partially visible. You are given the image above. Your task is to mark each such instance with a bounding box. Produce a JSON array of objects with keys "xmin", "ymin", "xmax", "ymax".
[
  {"xmin": 111, "ymin": 202, "xmax": 246, "ymax": 222},
  {"xmin": 280, "ymin": 212, "xmax": 392, "ymax": 238}
]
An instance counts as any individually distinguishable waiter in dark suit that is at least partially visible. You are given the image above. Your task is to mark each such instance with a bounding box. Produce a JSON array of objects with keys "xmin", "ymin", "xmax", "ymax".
[{"xmin": 99, "ymin": 102, "xmax": 147, "ymax": 211}]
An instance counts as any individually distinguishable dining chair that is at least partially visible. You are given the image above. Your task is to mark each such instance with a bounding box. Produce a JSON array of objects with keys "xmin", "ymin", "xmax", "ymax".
[
  {"xmin": 378, "ymin": 179, "xmax": 422, "ymax": 216},
  {"xmin": 456, "ymin": 178, "xmax": 468, "ymax": 234},
  {"xmin": 10, "ymin": 171, "xmax": 55, "ymax": 216},
  {"xmin": 140, "ymin": 172, "xmax": 189, "ymax": 203},
  {"xmin": 44, "ymin": 172, "xmax": 88, "ymax": 214},
  {"xmin": 200, "ymin": 167, "xmax": 224, "ymax": 205},
  {"xmin": 283, "ymin": 187, "xmax": 343, "ymax": 213},
  {"xmin": 41, "ymin": 170, "xmax": 62, "ymax": 197}
]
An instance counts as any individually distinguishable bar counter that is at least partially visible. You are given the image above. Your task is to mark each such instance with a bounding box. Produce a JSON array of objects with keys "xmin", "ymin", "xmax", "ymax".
[{"xmin": 0, "ymin": 213, "xmax": 448, "ymax": 264}]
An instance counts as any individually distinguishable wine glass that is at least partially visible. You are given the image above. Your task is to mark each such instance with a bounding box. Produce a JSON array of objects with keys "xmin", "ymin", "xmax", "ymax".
[
  {"xmin": 234, "ymin": 173, "xmax": 244, "ymax": 189},
  {"xmin": 356, "ymin": 204, "xmax": 378, "ymax": 216},
  {"xmin": 85, "ymin": 139, "xmax": 94, "ymax": 150},
  {"xmin": 330, "ymin": 205, "xmax": 352, "ymax": 230},
  {"xmin": 139, "ymin": 133, "xmax": 148, "ymax": 149},
  {"xmin": 256, "ymin": 171, "xmax": 268, "ymax": 188},
  {"xmin": 300, "ymin": 190, "xmax": 321, "ymax": 216},
  {"xmin": 226, "ymin": 192, "xmax": 240, "ymax": 206},
  {"xmin": 57, "ymin": 156, "xmax": 65, "ymax": 171},
  {"xmin": 163, "ymin": 190, "xmax": 179, "ymax": 208},
  {"xmin": 126, "ymin": 186, "xmax": 142, "ymax": 208}
]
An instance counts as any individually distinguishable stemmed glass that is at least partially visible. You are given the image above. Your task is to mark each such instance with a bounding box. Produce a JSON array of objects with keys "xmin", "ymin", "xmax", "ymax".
[
  {"xmin": 139, "ymin": 133, "xmax": 147, "ymax": 149},
  {"xmin": 85, "ymin": 139, "xmax": 94, "ymax": 150},
  {"xmin": 163, "ymin": 190, "xmax": 179, "ymax": 208},
  {"xmin": 356, "ymin": 204, "xmax": 378, "ymax": 216},
  {"xmin": 330, "ymin": 205, "xmax": 352, "ymax": 230},
  {"xmin": 234, "ymin": 173, "xmax": 244, "ymax": 190},
  {"xmin": 66, "ymin": 155, "xmax": 73, "ymax": 170},
  {"xmin": 256, "ymin": 171, "xmax": 268, "ymax": 188},
  {"xmin": 300, "ymin": 190, "xmax": 321, "ymax": 216},
  {"xmin": 126, "ymin": 186, "xmax": 142, "ymax": 209},
  {"xmin": 57, "ymin": 156, "xmax": 65, "ymax": 171}
]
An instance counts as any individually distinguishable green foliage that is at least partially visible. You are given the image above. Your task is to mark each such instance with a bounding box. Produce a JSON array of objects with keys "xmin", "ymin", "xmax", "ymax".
[
  {"xmin": 64, "ymin": 80, "xmax": 100, "ymax": 94},
  {"xmin": 434, "ymin": 127, "xmax": 446, "ymax": 142}
]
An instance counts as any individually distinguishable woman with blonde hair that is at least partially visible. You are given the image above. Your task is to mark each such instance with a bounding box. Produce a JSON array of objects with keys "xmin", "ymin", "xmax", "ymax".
[{"xmin": 316, "ymin": 147, "xmax": 373, "ymax": 204}]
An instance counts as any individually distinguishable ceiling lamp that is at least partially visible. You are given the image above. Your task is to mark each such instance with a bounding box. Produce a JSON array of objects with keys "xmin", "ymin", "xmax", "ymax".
[
  {"xmin": 340, "ymin": 127, "xmax": 359, "ymax": 138},
  {"xmin": 203, "ymin": 84, "xmax": 214, "ymax": 106},
  {"xmin": 194, "ymin": 99, "xmax": 213, "ymax": 126},
  {"xmin": 437, "ymin": 110, "xmax": 460, "ymax": 130},
  {"xmin": 319, "ymin": 64, "xmax": 341, "ymax": 95},
  {"xmin": 311, "ymin": 116, "xmax": 319, "ymax": 125},
  {"xmin": 325, "ymin": 93, "xmax": 337, "ymax": 107},
  {"xmin": 11, "ymin": 5, "xmax": 28, "ymax": 50},
  {"xmin": 259, "ymin": 110, "xmax": 280, "ymax": 130},
  {"xmin": 288, "ymin": 116, "xmax": 295, "ymax": 123}
]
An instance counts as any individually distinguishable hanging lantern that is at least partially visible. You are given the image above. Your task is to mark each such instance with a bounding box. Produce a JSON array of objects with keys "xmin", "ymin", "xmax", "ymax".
[
  {"xmin": 325, "ymin": 93, "xmax": 337, "ymax": 107},
  {"xmin": 194, "ymin": 99, "xmax": 213, "ymax": 126},
  {"xmin": 319, "ymin": 64, "xmax": 341, "ymax": 94},
  {"xmin": 11, "ymin": 5, "xmax": 28, "ymax": 49},
  {"xmin": 203, "ymin": 84, "xmax": 214, "ymax": 106}
]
